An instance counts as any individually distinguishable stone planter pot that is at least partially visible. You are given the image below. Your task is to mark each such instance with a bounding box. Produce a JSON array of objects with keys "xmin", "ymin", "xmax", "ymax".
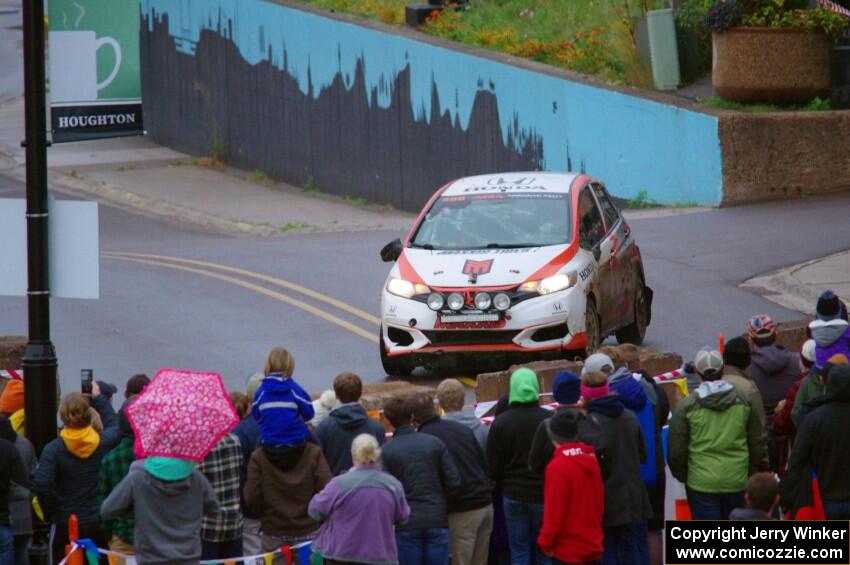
[{"xmin": 712, "ymin": 27, "xmax": 831, "ymax": 104}]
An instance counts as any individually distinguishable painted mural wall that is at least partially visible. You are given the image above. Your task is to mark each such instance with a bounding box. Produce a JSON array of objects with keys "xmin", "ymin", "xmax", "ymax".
[{"xmin": 140, "ymin": 0, "xmax": 723, "ymax": 210}]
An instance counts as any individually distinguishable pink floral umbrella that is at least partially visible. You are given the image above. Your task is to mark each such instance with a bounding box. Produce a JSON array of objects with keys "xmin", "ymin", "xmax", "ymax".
[{"xmin": 126, "ymin": 368, "xmax": 239, "ymax": 462}]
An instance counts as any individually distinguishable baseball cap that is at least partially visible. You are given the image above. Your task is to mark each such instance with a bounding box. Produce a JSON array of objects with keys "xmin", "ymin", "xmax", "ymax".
[
  {"xmin": 694, "ymin": 348, "xmax": 724, "ymax": 378},
  {"xmin": 747, "ymin": 314, "xmax": 777, "ymax": 340},
  {"xmin": 547, "ymin": 408, "xmax": 582, "ymax": 444},
  {"xmin": 582, "ymin": 353, "xmax": 614, "ymax": 376}
]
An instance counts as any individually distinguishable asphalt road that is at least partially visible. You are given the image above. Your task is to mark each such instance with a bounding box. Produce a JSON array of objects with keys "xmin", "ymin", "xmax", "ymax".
[{"xmin": 2, "ymin": 174, "xmax": 850, "ymax": 397}]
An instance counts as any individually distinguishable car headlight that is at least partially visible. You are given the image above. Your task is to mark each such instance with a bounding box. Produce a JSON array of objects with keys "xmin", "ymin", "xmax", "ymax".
[
  {"xmin": 493, "ymin": 293, "xmax": 511, "ymax": 311},
  {"xmin": 519, "ymin": 272, "xmax": 577, "ymax": 296},
  {"xmin": 447, "ymin": 292, "xmax": 465, "ymax": 311},
  {"xmin": 474, "ymin": 292, "xmax": 491, "ymax": 310},
  {"xmin": 427, "ymin": 292, "xmax": 445, "ymax": 311},
  {"xmin": 386, "ymin": 277, "xmax": 429, "ymax": 299}
]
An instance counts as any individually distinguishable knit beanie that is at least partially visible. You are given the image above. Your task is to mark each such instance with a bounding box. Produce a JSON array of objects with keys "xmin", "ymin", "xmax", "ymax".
[
  {"xmin": 509, "ymin": 368, "xmax": 539, "ymax": 404},
  {"xmin": 816, "ymin": 290, "xmax": 842, "ymax": 321},
  {"xmin": 552, "ymin": 371, "xmax": 581, "ymax": 405},
  {"xmin": 0, "ymin": 380, "xmax": 24, "ymax": 414}
]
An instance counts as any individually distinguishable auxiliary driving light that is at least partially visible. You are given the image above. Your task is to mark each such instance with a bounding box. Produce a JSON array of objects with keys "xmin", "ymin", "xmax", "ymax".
[
  {"xmin": 427, "ymin": 292, "xmax": 445, "ymax": 311},
  {"xmin": 474, "ymin": 292, "xmax": 492, "ymax": 311},
  {"xmin": 493, "ymin": 293, "xmax": 511, "ymax": 311},
  {"xmin": 447, "ymin": 292, "xmax": 465, "ymax": 311}
]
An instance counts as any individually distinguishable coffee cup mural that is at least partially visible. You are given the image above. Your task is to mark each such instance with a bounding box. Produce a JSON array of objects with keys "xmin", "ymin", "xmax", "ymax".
[{"xmin": 50, "ymin": 31, "xmax": 122, "ymax": 102}]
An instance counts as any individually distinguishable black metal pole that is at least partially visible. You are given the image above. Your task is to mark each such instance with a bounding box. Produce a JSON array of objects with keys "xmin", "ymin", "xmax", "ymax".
[{"xmin": 21, "ymin": 0, "xmax": 56, "ymax": 562}]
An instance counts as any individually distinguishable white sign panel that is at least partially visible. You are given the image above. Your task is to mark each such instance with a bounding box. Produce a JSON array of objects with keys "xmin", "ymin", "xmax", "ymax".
[{"xmin": 0, "ymin": 198, "xmax": 99, "ymax": 299}]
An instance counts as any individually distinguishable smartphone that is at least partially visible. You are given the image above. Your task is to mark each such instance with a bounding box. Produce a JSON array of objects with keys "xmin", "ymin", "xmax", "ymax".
[{"xmin": 81, "ymin": 369, "xmax": 93, "ymax": 394}]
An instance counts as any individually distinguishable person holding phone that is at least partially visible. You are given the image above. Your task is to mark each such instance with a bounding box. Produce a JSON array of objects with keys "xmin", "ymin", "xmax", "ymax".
[{"xmin": 32, "ymin": 381, "xmax": 122, "ymax": 564}]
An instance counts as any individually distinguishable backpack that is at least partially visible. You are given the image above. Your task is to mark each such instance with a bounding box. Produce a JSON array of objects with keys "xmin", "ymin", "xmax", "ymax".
[{"xmin": 633, "ymin": 399, "xmax": 658, "ymax": 488}]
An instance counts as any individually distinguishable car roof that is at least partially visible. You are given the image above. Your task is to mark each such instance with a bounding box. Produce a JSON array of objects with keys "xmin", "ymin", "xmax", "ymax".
[{"xmin": 440, "ymin": 172, "xmax": 580, "ymax": 197}]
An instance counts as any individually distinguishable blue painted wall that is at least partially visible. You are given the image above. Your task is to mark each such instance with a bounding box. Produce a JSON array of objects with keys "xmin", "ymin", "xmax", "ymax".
[{"xmin": 140, "ymin": 0, "xmax": 723, "ymax": 205}]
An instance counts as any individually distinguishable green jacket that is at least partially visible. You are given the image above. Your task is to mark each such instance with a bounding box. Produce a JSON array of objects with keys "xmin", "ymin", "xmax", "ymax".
[
  {"xmin": 668, "ymin": 380, "xmax": 766, "ymax": 493},
  {"xmin": 791, "ymin": 369, "xmax": 824, "ymax": 427}
]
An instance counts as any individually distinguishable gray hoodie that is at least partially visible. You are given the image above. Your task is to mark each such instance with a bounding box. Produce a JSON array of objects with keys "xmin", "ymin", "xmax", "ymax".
[
  {"xmin": 443, "ymin": 409, "xmax": 489, "ymax": 452},
  {"xmin": 746, "ymin": 345, "xmax": 800, "ymax": 418},
  {"xmin": 101, "ymin": 461, "xmax": 219, "ymax": 565}
]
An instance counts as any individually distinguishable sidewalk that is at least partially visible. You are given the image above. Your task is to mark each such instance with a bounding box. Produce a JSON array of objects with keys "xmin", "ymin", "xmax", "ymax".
[
  {"xmin": 741, "ymin": 250, "xmax": 850, "ymax": 316},
  {"xmin": 0, "ymin": 96, "xmax": 415, "ymax": 236}
]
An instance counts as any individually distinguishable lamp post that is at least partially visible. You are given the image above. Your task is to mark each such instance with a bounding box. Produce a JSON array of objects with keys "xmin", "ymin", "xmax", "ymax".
[{"xmin": 21, "ymin": 0, "xmax": 58, "ymax": 562}]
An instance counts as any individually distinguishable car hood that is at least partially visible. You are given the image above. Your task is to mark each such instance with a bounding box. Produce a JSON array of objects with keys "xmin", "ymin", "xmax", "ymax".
[{"xmin": 401, "ymin": 245, "xmax": 572, "ymax": 287}]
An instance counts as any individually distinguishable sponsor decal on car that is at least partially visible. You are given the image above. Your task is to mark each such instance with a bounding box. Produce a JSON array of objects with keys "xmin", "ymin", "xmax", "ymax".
[
  {"xmin": 579, "ymin": 263, "xmax": 595, "ymax": 281},
  {"xmin": 462, "ymin": 259, "xmax": 493, "ymax": 276}
]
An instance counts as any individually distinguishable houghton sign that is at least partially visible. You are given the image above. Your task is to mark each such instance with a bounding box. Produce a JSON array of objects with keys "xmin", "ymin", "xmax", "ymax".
[{"xmin": 48, "ymin": 0, "xmax": 143, "ymax": 142}]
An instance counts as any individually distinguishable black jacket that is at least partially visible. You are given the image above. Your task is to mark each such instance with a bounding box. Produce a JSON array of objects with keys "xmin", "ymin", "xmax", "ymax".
[
  {"xmin": 527, "ymin": 408, "xmax": 608, "ymax": 478},
  {"xmin": 486, "ymin": 403, "xmax": 550, "ymax": 503},
  {"xmin": 32, "ymin": 395, "xmax": 121, "ymax": 524},
  {"xmin": 584, "ymin": 396, "xmax": 652, "ymax": 528},
  {"xmin": 381, "ymin": 425, "xmax": 461, "ymax": 530},
  {"xmin": 316, "ymin": 403, "xmax": 386, "ymax": 475},
  {"xmin": 0, "ymin": 436, "xmax": 27, "ymax": 528},
  {"xmin": 418, "ymin": 416, "xmax": 492, "ymax": 513},
  {"xmin": 785, "ymin": 365, "xmax": 850, "ymax": 507},
  {"xmin": 746, "ymin": 345, "xmax": 801, "ymax": 418}
]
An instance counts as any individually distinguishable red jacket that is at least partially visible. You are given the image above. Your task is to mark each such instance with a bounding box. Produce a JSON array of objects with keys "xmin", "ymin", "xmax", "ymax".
[{"xmin": 537, "ymin": 441, "xmax": 604, "ymax": 564}]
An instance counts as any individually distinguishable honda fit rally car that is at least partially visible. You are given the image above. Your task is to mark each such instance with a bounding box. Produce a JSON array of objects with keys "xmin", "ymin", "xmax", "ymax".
[{"xmin": 379, "ymin": 172, "xmax": 652, "ymax": 376}]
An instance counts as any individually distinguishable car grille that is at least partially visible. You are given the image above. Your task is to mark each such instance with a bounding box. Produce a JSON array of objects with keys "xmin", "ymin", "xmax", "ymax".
[{"xmin": 423, "ymin": 330, "xmax": 520, "ymax": 346}]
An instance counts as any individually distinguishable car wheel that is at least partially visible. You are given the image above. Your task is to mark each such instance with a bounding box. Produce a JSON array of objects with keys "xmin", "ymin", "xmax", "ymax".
[
  {"xmin": 379, "ymin": 326, "xmax": 414, "ymax": 377},
  {"xmin": 616, "ymin": 280, "xmax": 649, "ymax": 345},
  {"xmin": 584, "ymin": 297, "xmax": 601, "ymax": 356}
]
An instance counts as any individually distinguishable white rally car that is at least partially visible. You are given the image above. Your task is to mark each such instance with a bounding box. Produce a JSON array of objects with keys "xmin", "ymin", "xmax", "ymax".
[{"xmin": 379, "ymin": 172, "xmax": 652, "ymax": 376}]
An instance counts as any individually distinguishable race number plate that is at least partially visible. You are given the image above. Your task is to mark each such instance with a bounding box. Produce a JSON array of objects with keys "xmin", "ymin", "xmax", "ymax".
[{"xmin": 440, "ymin": 313, "xmax": 500, "ymax": 323}]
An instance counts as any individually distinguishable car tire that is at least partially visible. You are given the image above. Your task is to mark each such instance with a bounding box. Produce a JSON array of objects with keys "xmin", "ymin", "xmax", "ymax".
[
  {"xmin": 379, "ymin": 326, "xmax": 414, "ymax": 377},
  {"xmin": 584, "ymin": 297, "xmax": 601, "ymax": 356},
  {"xmin": 616, "ymin": 280, "xmax": 650, "ymax": 345}
]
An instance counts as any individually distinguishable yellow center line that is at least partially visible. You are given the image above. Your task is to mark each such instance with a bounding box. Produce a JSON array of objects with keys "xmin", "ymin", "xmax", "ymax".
[
  {"xmin": 101, "ymin": 251, "xmax": 381, "ymax": 326},
  {"xmin": 104, "ymin": 255, "xmax": 379, "ymax": 343}
]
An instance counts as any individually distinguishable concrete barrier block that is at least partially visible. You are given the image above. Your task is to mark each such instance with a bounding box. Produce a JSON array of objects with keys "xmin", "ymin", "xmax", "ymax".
[{"xmin": 359, "ymin": 382, "xmax": 435, "ymax": 412}]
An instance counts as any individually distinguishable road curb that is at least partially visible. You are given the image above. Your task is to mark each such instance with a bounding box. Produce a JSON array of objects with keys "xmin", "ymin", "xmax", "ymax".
[{"xmin": 0, "ymin": 162, "xmax": 283, "ymax": 237}]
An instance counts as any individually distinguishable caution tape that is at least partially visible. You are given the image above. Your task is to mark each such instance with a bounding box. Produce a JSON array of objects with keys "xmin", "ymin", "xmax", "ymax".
[
  {"xmin": 59, "ymin": 540, "xmax": 313, "ymax": 565},
  {"xmin": 0, "ymin": 368, "xmax": 22, "ymax": 380}
]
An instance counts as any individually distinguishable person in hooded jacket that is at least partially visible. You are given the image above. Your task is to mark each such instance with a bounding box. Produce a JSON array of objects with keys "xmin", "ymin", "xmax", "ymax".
[
  {"xmin": 316, "ymin": 372, "xmax": 385, "ymax": 475},
  {"xmin": 537, "ymin": 409, "xmax": 604, "ymax": 565},
  {"xmin": 0, "ymin": 416, "xmax": 35, "ymax": 565},
  {"xmin": 252, "ymin": 348, "xmax": 314, "ymax": 449},
  {"xmin": 244, "ymin": 405, "xmax": 332, "ymax": 559},
  {"xmin": 487, "ymin": 368, "xmax": 552, "ymax": 565},
  {"xmin": 744, "ymin": 315, "xmax": 800, "ymax": 472},
  {"xmin": 668, "ymin": 349, "xmax": 766, "ymax": 521},
  {"xmin": 808, "ymin": 291, "xmax": 850, "ymax": 370},
  {"xmin": 581, "ymin": 370, "xmax": 651, "ymax": 565},
  {"xmin": 603, "ymin": 346, "xmax": 667, "ymax": 565},
  {"xmin": 101, "ymin": 457, "xmax": 220, "ymax": 565},
  {"xmin": 33, "ymin": 386, "xmax": 121, "ymax": 564},
  {"xmin": 0, "ymin": 380, "xmax": 25, "ymax": 437},
  {"xmin": 784, "ymin": 364, "xmax": 850, "ymax": 519}
]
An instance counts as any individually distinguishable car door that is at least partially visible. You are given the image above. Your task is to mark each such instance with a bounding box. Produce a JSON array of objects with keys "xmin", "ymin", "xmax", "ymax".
[
  {"xmin": 577, "ymin": 185, "xmax": 615, "ymax": 330},
  {"xmin": 591, "ymin": 183, "xmax": 633, "ymax": 325}
]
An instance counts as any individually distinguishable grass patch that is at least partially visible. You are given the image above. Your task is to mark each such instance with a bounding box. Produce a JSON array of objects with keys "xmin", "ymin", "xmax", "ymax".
[
  {"xmin": 626, "ymin": 190, "xmax": 658, "ymax": 209},
  {"xmin": 346, "ymin": 196, "xmax": 369, "ymax": 206},
  {"xmin": 699, "ymin": 95, "xmax": 832, "ymax": 113},
  {"xmin": 292, "ymin": 0, "xmax": 667, "ymax": 86},
  {"xmin": 303, "ymin": 176, "xmax": 321, "ymax": 196},
  {"xmin": 117, "ymin": 164, "xmax": 136, "ymax": 172},
  {"xmin": 192, "ymin": 157, "xmax": 225, "ymax": 168},
  {"xmin": 280, "ymin": 222, "xmax": 313, "ymax": 232},
  {"xmin": 250, "ymin": 169, "xmax": 271, "ymax": 185}
]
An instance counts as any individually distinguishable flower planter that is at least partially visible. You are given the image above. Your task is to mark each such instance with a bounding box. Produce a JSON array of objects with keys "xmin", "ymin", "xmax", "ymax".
[{"xmin": 712, "ymin": 27, "xmax": 831, "ymax": 104}]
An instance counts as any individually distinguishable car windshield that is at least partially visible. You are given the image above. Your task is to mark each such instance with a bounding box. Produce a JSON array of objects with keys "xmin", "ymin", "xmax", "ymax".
[{"xmin": 410, "ymin": 192, "xmax": 572, "ymax": 250}]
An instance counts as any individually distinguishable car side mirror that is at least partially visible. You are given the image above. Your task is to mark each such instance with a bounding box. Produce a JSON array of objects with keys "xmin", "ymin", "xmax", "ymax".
[
  {"xmin": 380, "ymin": 238, "xmax": 403, "ymax": 263},
  {"xmin": 592, "ymin": 246, "xmax": 602, "ymax": 262}
]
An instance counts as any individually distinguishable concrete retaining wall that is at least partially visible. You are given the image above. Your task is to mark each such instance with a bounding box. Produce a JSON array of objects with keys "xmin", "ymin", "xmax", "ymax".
[
  {"xmin": 139, "ymin": 0, "xmax": 723, "ymax": 211},
  {"xmin": 719, "ymin": 112, "xmax": 850, "ymax": 205}
]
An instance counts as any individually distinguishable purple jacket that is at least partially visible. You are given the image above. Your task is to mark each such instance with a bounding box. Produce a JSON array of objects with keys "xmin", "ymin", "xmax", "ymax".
[
  {"xmin": 809, "ymin": 319, "xmax": 850, "ymax": 368},
  {"xmin": 308, "ymin": 464, "xmax": 410, "ymax": 564}
]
